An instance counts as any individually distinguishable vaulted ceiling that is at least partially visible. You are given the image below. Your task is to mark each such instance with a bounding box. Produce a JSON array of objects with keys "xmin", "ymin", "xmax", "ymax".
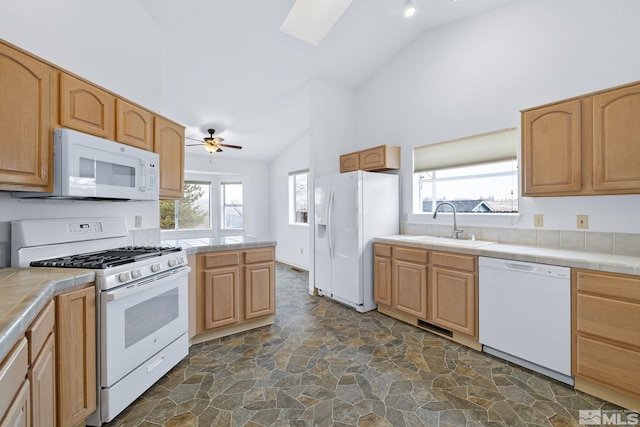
[{"xmin": 137, "ymin": 0, "xmax": 523, "ymax": 162}]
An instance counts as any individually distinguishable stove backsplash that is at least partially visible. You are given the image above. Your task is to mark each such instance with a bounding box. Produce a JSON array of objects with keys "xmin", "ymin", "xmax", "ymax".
[{"xmin": 0, "ymin": 192, "xmax": 160, "ymax": 268}]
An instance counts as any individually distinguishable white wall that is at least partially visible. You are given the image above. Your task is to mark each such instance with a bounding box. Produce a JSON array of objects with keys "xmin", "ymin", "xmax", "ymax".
[
  {"xmin": 355, "ymin": 0, "xmax": 640, "ymax": 233},
  {"xmin": 0, "ymin": 0, "xmax": 164, "ymax": 266},
  {"xmin": 0, "ymin": 0, "xmax": 162, "ymax": 110},
  {"xmin": 183, "ymin": 153, "xmax": 271, "ymax": 239},
  {"xmin": 269, "ymin": 132, "xmax": 310, "ymax": 270},
  {"xmin": 308, "ymin": 79, "xmax": 357, "ymax": 290}
]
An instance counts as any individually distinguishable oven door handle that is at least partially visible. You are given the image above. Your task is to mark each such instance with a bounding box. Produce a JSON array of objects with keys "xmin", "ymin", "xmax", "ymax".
[{"xmin": 106, "ymin": 267, "xmax": 190, "ymax": 301}]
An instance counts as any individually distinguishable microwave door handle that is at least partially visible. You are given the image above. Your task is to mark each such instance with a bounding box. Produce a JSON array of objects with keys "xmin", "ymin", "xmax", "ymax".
[{"xmin": 139, "ymin": 160, "xmax": 146, "ymax": 192}]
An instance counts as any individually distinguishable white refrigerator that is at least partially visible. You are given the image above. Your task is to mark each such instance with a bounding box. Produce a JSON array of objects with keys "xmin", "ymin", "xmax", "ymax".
[{"xmin": 314, "ymin": 170, "xmax": 399, "ymax": 312}]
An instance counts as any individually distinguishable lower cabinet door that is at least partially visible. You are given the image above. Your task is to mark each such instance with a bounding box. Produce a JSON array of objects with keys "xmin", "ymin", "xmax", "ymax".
[
  {"xmin": 1, "ymin": 380, "xmax": 30, "ymax": 427},
  {"xmin": 203, "ymin": 266, "xmax": 240, "ymax": 329},
  {"xmin": 56, "ymin": 286, "xmax": 96, "ymax": 427},
  {"xmin": 29, "ymin": 333, "xmax": 56, "ymax": 427},
  {"xmin": 431, "ymin": 267, "xmax": 476, "ymax": 337},
  {"xmin": 373, "ymin": 255, "xmax": 393, "ymax": 307},
  {"xmin": 394, "ymin": 260, "xmax": 428, "ymax": 319},
  {"xmin": 244, "ymin": 262, "xmax": 275, "ymax": 320}
]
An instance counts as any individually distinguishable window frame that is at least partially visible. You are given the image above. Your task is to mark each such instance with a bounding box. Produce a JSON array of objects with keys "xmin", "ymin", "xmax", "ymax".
[
  {"xmin": 411, "ymin": 128, "xmax": 520, "ymax": 226},
  {"xmin": 289, "ymin": 170, "xmax": 309, "ymax": 226},
  {"xmin": 220, "ymin": 181, "xmax": 244, "ymax": 230},
  {"xmin": 159, "ymin": 180, "xmax": 212, "ymax": 232}
]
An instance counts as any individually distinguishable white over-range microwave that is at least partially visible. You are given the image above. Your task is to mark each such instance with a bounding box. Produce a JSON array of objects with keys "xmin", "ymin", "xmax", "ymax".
[{"xmin": 14, "ymin": 128, "xmax": 159, "ymax": 200}]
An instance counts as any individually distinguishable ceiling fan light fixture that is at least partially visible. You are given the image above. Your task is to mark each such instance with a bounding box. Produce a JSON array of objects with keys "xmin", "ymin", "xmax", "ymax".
[
  {"xmin": 403, "ymin": 0, "xmax": 416, "ymax": 17},
  {"xmin": 204, "ymin": 144, "xmax": 218, "ymax": 153}
]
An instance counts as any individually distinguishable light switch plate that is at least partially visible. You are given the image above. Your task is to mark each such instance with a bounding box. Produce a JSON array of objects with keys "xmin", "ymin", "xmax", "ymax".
[
  {"xmin": 135, "ymin": 215, "xmax": 142, "ymax": 228},
  {"xmin": 533, "ymin": 214, "xmax": 543, "ymax": 227},
  {"xmin": 577, "ymin": 214, "xmax": 588, "ymax": 229}
]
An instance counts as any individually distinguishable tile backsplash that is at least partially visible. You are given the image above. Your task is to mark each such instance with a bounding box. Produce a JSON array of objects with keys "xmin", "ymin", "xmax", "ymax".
[{"xmin": 402, "ymin": 222, "xmax": 640, "ymax": 256}]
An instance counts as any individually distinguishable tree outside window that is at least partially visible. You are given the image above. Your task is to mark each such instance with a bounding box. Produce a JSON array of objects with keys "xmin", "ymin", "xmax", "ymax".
[
  {"xmin": 160, "ymin": 182, "xmax": 211, "ymax": 230},
  {"xmin": 289, "ymin": 170, "xmax": 308, "ymax": 224},
  {"xmin": 221, "ymin": 182, "xmax": 243, "ymax": 229}
]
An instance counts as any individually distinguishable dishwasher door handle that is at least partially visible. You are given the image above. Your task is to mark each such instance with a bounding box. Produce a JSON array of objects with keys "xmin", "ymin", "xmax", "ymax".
[{"xmin": 504, "ymin": 263, "xmax": 536, "ymax": 272}]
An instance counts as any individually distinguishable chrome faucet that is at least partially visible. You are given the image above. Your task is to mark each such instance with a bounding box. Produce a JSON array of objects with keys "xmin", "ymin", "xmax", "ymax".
[{"xmin": 433, "ymin": 202, "xmax": 463, "ymax": 239}]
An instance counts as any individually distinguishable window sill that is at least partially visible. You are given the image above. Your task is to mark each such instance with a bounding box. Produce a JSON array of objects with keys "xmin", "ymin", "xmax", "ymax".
[
  {"xmin": 288, "ymin": 222, "xmax": 309, "ymax": 227},
  {"xmin": 407, "ymin": 212, "xmax": 521, "ymax": 227}
]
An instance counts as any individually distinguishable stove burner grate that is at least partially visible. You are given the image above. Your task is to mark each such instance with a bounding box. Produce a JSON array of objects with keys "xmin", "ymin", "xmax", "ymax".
[{"xmin": 29, "ymin": 246, "xmax": 182, "ymax": 269}]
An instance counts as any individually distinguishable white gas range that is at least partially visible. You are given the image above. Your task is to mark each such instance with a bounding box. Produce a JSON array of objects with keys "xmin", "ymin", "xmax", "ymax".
[{"xmin": 12, "ymin": 217, "xmax": 190, "ymax": 425}]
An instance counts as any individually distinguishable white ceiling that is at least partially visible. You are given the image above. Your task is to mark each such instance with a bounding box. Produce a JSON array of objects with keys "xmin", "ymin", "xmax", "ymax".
[{"xmin": 137, "ymin": 0, "xmax": 523, "ymax": 162}]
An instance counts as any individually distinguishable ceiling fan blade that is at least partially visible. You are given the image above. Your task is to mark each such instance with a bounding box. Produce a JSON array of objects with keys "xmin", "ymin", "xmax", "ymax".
[
  {"xmin": 185, "ymin": 143, "xmax": 206, "ymax": 147},
  {"xmin": 185, "ymin": 136, "xmax": 203, "ymax": 142},
  {"xmin": 218, "ymin": 143, "xmax": 242, "ymax": 149}
]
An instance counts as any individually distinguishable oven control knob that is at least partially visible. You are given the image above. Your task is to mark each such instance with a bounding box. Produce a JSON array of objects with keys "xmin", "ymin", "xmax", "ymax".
[
  {"xmin": 168, "ymin": 258, "xmax": 178, "ymax": 267},
  {"xmin": 119, "ymin": 272, "xmax": 131, "ymax": 282},
  {"xmin": 131, "ymin": 269, "xmax": 142, "ymax": 279},
  {"xmin": 178, "ymin": 256, "xmax": 186, "ymax": 264},
  {"xmin": 151, "ymin": 263, "xmax": 161, "ymax": 272}
]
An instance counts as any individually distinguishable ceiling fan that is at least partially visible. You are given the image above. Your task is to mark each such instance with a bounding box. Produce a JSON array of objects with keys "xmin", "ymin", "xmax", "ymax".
[{"xmin": 185, "ymin": 128, "xmax": 242, "ymax": 153}]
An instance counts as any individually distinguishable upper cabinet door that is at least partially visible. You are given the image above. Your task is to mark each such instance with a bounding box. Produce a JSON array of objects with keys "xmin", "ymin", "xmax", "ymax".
[
  {"xmin": 0, "ymin": 43, "xmax": 52, "ymax": 191},
  {"xmin": 60, "ymin": 73, "xmax": 115, "ymax": 139},
  {"xmin": 154, "ymin": 116, "xmax": 185, "ymax": 199},
  {"xmin": 116, "ymin": 99, "xmax": 153, "ymax": 150},
  {"xmin": 593, "ymin": 83, "xmax": 640, "ymax": 191},
  {"xmin": 522, "ymin": 99, "xmax": 582, "ymax": 195}
]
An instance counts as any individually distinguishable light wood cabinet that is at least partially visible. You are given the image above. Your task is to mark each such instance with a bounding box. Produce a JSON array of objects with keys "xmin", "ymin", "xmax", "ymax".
[
  {"xmin": 431, "ymin": 252, "xmax": 477, "ymax": 338},
  {"xmin": 0, "ymin": 339, "xmax": 29, "ymax": 427},
  {"xmin": 59, "ymin": 73, "xmax": 115, "ymax": 139},
  {"xmin": 394, "ymin": 247, "xmax": 429, "ymax": 319},
  {"xmin": 592, "ymin": 83, "xmax": 640, "ymax": 191},
  {"xmin": 339, "ymin": 145, "xmax": 400, "ymax": 173},
  {"xmin": 154, "ymin": 116, "xmax": 185, "ymax": 199},
  {"xmin": 244, "ymin": 249, "xmax": 276, "ymax": 320},
  {"xmin": 26, "ymin": 300, "xmax": 56, "ymax": 427},
  {"xmin": 0, "ymin": 42, "xmax": 53, "ymax": 192},
  {"xmin": 116, "ymin": 99, "xmax": 153, "ymax": 150},
  {"xmin": 195, "ymin": 247, "xmax": 276, "ymax": 336},
  {"xmin": 339, "ymin": 152, "xmax": 360, "ymax": 173},
  {"xmin": 373, "ymin": 244, "xmax": 393, "ymax": 307},
  {"xmin": 522, "ymin": 80, "xmax": 640, "ymax": 196},
  {"xmin": 0, "ymin": 380, "xmax": 30, "ymax": 427},
  {"xmin": 522, "ymin": 99, "xmax": 582, "ymax": 195},
  {"xmin": 55, "ymin": 286, "xmax": 96, "ymax": 427},
  {"xmin": 573, "ymin": 269, "xmax": 640, "ymax": 410}
]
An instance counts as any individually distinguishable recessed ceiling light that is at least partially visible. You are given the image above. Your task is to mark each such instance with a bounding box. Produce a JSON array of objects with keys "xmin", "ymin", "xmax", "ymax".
[{"xmin": 403, "ymin": 0, "xmax": 417, "ymax": 18}]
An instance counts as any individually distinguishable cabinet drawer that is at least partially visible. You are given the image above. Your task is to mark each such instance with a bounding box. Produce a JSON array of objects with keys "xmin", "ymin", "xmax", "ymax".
[
  {"xmin": 374, "ymin": 244, "xmax": 392, "ymax": 258},
  {"xmin": 432, "ymin": 252, "xmax": 476, "ymax": 272},
  {"xmin": 0, "ymin": 338, "xmax": 28, "ymax": 417},
  {"xmin": 575, "ymin": 335, "xmax": 640, "ymax": 398},
  {"xmin": 394, "ymin": 246, "xmax": 428, "ymax": 264},
  {"xmin": 576, "ymin": 293, "xmax": 640, "ymax": 348},
  {"xmin": 26, "ymin": 300, "xmax": 55, "ymax": 364},
  {"xmin": 576, "ymin": 270, "xmax": 640, "ymax": 302},
  {"xmin": 202, "ymin": 251, "xmax": 240, "ymax": 269},
  {"xmin": 244, "ymin": 248, "xmax": 275, "ymax": 264}
]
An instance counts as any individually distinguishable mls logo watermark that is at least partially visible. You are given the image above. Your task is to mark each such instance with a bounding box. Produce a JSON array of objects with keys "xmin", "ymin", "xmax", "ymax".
[{"xmin": 579, "ymin": 410, "xmax": 639, "ymax": 426}]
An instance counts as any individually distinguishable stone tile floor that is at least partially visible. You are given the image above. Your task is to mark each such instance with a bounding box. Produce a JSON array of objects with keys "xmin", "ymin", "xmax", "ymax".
[{"xmin": 106, "ymin": 262, "xmax": 622, "ymax": 426}]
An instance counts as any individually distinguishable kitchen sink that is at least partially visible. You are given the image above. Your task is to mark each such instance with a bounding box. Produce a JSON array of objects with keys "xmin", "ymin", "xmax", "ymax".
[{"xmin": 401, "ymin": 235, "xmax": 496, "ymax": 247}]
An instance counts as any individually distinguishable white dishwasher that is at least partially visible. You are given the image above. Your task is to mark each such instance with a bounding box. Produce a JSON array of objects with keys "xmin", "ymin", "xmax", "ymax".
[{"xmin": 479, "ymin": 257, "xmax": 573, "ymax": 384}]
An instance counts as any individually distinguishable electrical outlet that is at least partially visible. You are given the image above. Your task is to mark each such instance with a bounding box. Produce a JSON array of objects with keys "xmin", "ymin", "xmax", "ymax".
[
  {"xmin": 533, "ymin": 214, "xmax": 544, "ymax": 227},
  {"xmin": 577, "ymin": 214, "xmax": 589, "ymax": 229},
  {"xmin": 300, "ymin": 248, "xmax": 304, "ymax": 255},
  {"xmin": 135, "ymin": 215, "xmax": 142, "ymax": 228}
]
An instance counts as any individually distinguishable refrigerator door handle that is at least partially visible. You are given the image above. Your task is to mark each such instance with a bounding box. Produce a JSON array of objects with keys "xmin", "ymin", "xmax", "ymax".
[{"xmin": 327, "ymin": 188, "xmax": 334, "ymax": 260}]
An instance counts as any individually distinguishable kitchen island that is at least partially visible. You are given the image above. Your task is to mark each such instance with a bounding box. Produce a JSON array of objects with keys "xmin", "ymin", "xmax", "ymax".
[{"xmin": 163, "ymin": 236, "xmax": 278, "ymax": 344}]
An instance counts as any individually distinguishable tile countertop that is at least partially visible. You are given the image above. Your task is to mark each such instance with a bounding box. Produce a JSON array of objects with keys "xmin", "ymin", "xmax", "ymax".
[
  {"xmin": 374, "ymin": 235, "xmax": 640, "ymax": 276},
  {"xmin": 0, "ymin": 268, "xmax": 95, "ymax": 362},
  {"xmin": 162, "ymin": 235, "xmax": 277, "ymax": 256}
]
